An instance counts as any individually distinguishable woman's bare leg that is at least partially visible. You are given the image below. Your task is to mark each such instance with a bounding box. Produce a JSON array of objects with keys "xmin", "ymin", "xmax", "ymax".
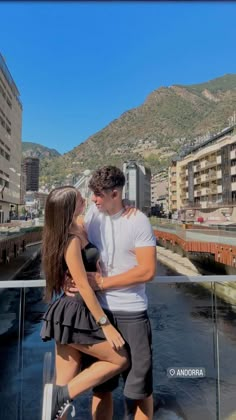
[
  {"xmin": 54, "ymin": 344, "xmax": 82, "ymax": 420},
  {"xmin": 43, "ymin": 341, "xmax": 128, "ymax": 420},
  {"xmin": 55, "ymin": 343, "xmax": 82, "ymax": 385},
  {"xmin": 65, "ymin": 341, "xmax": 128, "ymax": 399}
]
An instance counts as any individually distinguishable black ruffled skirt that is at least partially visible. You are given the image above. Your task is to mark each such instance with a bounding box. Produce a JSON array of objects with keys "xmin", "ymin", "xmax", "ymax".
[{"xmin": 40, "ymin": 294, "xmax": 106, "ymax": 345}]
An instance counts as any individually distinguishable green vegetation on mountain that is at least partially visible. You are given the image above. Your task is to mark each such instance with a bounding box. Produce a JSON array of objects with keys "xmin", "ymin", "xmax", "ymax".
[
  {"xmin": 22, "ymin": 74, "xmax": 236, "ymax": 186},
  {"xmin": 22, "ymin": 142, "xmax": 61, "ymax": 185},
  {"xmin": 22, "ymin": 142, "xmax": 60, "ymax": 159}
]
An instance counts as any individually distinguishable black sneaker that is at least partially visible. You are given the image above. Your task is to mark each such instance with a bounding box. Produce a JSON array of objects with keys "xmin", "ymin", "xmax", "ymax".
[{"xmin": 42, "ymin": 383, "xmax": 75, "ymax": 420}]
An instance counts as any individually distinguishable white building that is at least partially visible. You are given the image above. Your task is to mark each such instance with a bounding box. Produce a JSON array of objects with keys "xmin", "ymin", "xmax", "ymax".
[
  {"xmin": 122, "ymin": 161, "xmax": 151, "ymax": 215},
  {"xmin": 74, "ymin": 170, "xmax": 93, "ymax": 212},
  {"xmin": 0, "ymin": 53, "xmax": 22, "ymax": 222},
  {"xmin": 24, "ymin": 191, "xmax": 49, "ymax": 215}
]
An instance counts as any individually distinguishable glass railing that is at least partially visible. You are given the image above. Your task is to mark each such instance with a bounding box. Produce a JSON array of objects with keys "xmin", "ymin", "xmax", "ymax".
[{"xmin": 0, "ymin": 275, "xmax": 236, "ymax": 420}]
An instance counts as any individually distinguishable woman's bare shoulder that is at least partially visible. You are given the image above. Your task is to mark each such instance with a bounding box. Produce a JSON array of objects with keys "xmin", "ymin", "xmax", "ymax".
[{"xmin": 76, "ymin": 215, "xmax": 85, "ymax": 226}]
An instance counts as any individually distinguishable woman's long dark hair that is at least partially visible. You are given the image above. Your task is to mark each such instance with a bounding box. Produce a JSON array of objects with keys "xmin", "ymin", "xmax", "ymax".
[{"xmin": 42, "ymin": 186, "xmax": 78, "ymax": 301}]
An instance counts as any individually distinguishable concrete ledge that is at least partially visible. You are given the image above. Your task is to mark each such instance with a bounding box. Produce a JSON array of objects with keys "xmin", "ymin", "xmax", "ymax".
[
  {"xmin": 157, "ymin": 245, "xmax": 201, "ymax": 277},
  {"xmin": 156, "ymin": 245, "xmax": 236, "ymax": 308}
]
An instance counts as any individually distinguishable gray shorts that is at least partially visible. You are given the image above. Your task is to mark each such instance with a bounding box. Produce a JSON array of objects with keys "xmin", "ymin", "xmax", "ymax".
[{"xmin": 83, "ymin": 309, "xmax": 153, "ymax": 400}]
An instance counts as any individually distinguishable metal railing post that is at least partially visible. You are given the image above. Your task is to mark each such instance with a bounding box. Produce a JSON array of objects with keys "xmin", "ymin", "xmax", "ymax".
[
  {"xmin": 16, "ymin": 287, "xmax": 25, "ymax": 420},
  {"xmin": 213, "ymin": 282, "xmax": 221, "ymax": 420}
]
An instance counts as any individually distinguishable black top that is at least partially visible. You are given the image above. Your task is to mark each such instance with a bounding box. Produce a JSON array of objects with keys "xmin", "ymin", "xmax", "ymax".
[
  {"xmin": 63, "ymin": 234, "xmax": 99, "ymax": 273},
  {"xmin": 81, "ymin": 242, "xmax": 100, "ymax": 272}
]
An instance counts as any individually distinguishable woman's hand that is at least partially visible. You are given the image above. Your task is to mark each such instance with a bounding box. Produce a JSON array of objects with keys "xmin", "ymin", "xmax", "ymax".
[
  {"xmin": 122, "ymin": 199, "xmax": 138, "ymax": 218},
  {"xmin": 101, "ymin": 323, "xmax": 125, "ymax": 350}
]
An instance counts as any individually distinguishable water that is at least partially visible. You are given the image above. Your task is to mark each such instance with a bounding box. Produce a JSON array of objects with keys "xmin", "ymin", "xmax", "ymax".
[{"xmin": 0, "ymin": 259, "xmax": 236, "ymax": 420}]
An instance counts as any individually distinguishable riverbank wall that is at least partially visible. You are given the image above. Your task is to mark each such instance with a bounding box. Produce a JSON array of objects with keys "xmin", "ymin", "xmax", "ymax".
[
  {"xmin": 156, "ymin": 245, "xmax": 236, "ymax": 309},
  {"xmin": 0, "ymin": 232, "xmax": 42, "ymax": 281}
]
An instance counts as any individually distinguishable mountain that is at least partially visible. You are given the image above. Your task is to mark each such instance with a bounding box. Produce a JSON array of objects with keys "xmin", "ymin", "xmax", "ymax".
[
  {"xmin": 22, "ymin": 142, "xmax": 60, "ymax": 159},
  {"xmin": 22, "ymin": 142, "xmax": 61, "ymax": 184},
  {"xmin": 32, "ymin": 74, "xmax": 236, "ymax": 185}
]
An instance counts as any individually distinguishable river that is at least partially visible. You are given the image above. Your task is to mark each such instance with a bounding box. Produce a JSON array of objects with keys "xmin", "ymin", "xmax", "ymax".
[{"xmin": 0, "ymin": 259, "xmax": 236, "ymax": 420}]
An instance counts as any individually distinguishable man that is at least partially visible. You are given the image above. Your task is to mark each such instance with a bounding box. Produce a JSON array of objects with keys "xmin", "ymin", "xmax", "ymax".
[{"xmin": 71, "ymin": 166, "xmax": 156, "ymax": 420}]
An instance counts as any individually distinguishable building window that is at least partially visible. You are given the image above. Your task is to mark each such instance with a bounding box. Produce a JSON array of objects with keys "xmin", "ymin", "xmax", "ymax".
[
  {"xmin": 6, "ymin": 125, "xmax": 11, "ymax": 135},
  {"xmin": 0, "ymin": 178, "xmax": 9, "ymax": 188},
  {"xmin": 0, "ymin": 170, "xmax": 9, "ymax": 179},
  {"xmin": 0, "ymin": 115, "xmax": 5, "ymax": 128},
  {"xmin": 231, "ymin": 159, "xmax": 236, "ymax": 167},
  {"xmin": 6, "ymin": 97, "xmax": 12, "ymax": 108},
  {"xmin": 0, "ymin": 147, "xmax": 10, "ymax": 161}
]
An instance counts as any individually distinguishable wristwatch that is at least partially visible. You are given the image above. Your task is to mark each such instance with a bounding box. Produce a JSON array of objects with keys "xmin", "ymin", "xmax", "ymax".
[{"xmin": 96, "ymin": 315, "xmax": 109, "ymax": 327}]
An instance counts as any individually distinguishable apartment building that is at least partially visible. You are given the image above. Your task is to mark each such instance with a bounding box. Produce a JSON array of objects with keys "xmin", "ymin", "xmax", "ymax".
[
  {"xmin": 169, "ymin": 125, "xmax": 236, "ymax": 223},
  {"xmin": 168, "ymin": 160, "xmax": 178, "ymax": 215},
  {"xmin": 20, "ymin": 162, "xmax": 26, "ymax": 204},
  {"xmin": 23, "ymin": 157, "xmax": 39, "ymax": 191},
  {"xmin": 0, "ymin": 54, "xmax": 22, "ymax": 223},
  {"xmin": 151, "ymin": 175, "xmax": 168, "ymax": 215},
  {"xmin": 24, "ymin": 190, "xmax": 48, "ymax": 215},
  {"xmin": 122, "ymin": 161, "xmax": 151, "ymax": 214}
]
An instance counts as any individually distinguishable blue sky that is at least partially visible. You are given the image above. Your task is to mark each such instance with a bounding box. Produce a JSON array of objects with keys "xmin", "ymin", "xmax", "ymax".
[{"xmin": 1, "ymin": 2, "xmax": 236, "ymax": 154}]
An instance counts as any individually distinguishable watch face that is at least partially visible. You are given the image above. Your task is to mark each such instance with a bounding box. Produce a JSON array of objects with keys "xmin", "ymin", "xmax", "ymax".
[{"xmin": 99, "ymin": 316, "xmax": 107, "ymax": 325}]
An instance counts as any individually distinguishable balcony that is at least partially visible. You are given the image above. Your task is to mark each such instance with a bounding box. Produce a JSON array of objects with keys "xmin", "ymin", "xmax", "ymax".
[
  {"xmin": 201, "ymin": 201, "xmax": 219, "ymax": 209},
  {"xmin": 194, "ymin": 177, "xmax": 201, "ymax": 185},
  {"xmin": 194, "ymin": 164, "xmax": 201, "ymax": 172},
  {"xmin": 210, "ymin": 185, "xmax": 218, "ymax": 193},
  {"xmin": 201, "ymin": 174, "xmax": 208, "ymax": 182},
  {"xmin": 202, "ymin": 159, "xmax": 217, "ymax": 170},
  {"xmin": 232, "ymin": 181, "xmax": 236, "ymax": 191},
  {"xmin": 230, "ymin": 149, "xmax": 236, "ymax": 160},
  {"xmin": 180, "ymin": 168, "xmax": 187, "ymax": 178},
  {"xmin": 231, "ymin": 166, "xmax": 236, "ymax": 176},
  {"xmin": 207, "ymin": 171, "xmax": 217, "ymax": 181},
  {"xmin": 1, "ymin": 275, "xmax": 236, "ymax": 420},
  {"xmin": 217, "ymin": 155, "xmax": 222, "ymax": 165},
  {"xmin": 201, "ymin": 187, "xmax": 211, "ymax": 195}
]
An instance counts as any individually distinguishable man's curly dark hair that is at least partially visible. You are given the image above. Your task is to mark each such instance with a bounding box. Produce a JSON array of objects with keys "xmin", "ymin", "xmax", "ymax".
[{"xmin": 88, "ymin": 166, "xmax": 125, "ymax": 194}]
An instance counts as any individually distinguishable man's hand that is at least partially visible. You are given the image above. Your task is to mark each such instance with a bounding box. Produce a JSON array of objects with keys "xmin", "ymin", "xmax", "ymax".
[
  {"xmin": 87, "ymin": 271, "xmax": 103, "ymax": 291},
  {"xmin": 64, "ymin": 272, "xmax": 79, "ymax": 296},
  {"xmin": 87, "ymin": 261, "xmax": 104, "ymax": 290}
]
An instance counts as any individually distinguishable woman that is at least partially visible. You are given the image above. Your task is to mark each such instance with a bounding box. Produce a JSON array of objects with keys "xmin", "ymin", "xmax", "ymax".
[{"xmin": 40, "ymin": 186, "xmax": 129, "ymax": 420}]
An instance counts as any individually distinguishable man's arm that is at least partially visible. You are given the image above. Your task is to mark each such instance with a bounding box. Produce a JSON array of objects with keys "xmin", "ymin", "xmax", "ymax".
[{"xmin": 88, "ymin": 246, "xmax": 156, "ymax": 290}]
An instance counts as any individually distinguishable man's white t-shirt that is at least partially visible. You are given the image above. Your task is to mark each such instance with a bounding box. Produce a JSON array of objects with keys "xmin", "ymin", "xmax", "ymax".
[{"xmin": 84, "ymin": 204, "xmax": 156, "ymax": 312}]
